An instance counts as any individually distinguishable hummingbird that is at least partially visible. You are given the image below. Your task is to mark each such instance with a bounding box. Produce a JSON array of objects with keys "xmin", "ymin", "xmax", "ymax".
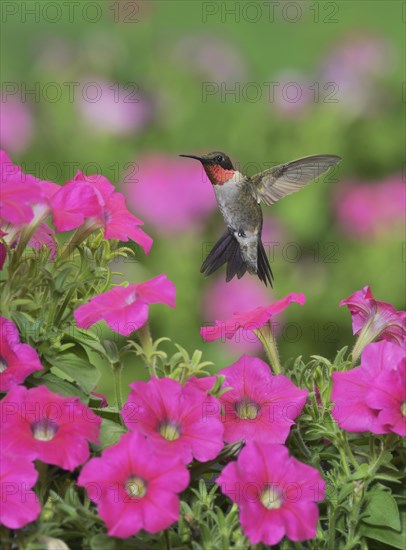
[{"xmin": 179, "ymin": 152, "xmax": 341, "ymax": 287}]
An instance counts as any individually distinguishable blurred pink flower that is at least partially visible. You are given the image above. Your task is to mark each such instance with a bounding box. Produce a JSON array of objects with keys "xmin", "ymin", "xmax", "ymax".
[
  {"xmin": 76, "ymin": 78, "xmax": 151, "ymax": 136},
  {"xmin": 0, "ymin": 452, "xmax": 40, "ymax": 529},
  {"xmin": 340, "ymin": 285, "xmax": 405, "ymax": 349},
  {"xmin": 217, "ymin": 442, "xmax": 325, "ymax": 545},
  {"xmin": 125, "ymin": 154, "xmax": 216, "ymax": 235},
  {"xmin": 201, "ymin": 292, "xmax": 306, "ymax": 342},
  {"xmin": 78, "ymin": 431, "xmax": 189, "ymax": 538},
  {"xmin": 319, "ymin": 33, "xmax": 394, "ymax": 115},
  {"xmin": 0, "ymin": 317, "xmax": 43, "ymax": 392},
  {"xmin": 335, "ymin": 176, "xmax": 405, "ymax": 238},
  {"xmin": 202, "ymin": 276, "xmax": 272, "ymax": 354},
  {"xmin": 270, "ymin": 70, "xmax": 313, "ymax": 117},
  {"xmin": 1, "ymin": 385, "xmax": 101, "ymax": 471},
  {"xmin": 331, "ymin": 341, "xmax": 405, "ymax": 435},
  {"xmin": 0, "ymin": 96, "xmax": 34, "ymax": 154},
  {"xmin": 51, "ymin": 170, "xmax": 153, "ymax": 253},
  {"xmin": 218, "ymin": 355, "xmax": 308, "ymax": 444},
  {"xmin": 122, "ymin": 376, "xmax": 224, "ymax": 464},
  {"xmin": 74, "ymin": 274, "xmax": 176, "ymax": 336},
  {"xmin": 173, "ymin": 34, "xmax": 248, "ymax": 84}
]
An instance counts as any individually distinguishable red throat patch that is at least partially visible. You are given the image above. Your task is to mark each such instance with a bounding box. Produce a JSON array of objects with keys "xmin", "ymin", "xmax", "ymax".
[{"xmin": 203, "ymin": 164, "xmax": 235, "ymax": 185}]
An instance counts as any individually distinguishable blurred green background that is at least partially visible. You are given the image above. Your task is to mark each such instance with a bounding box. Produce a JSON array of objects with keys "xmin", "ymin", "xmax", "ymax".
[{"xmin": 1, "ymin": 0, "xmax": 404, "ymax": 400}]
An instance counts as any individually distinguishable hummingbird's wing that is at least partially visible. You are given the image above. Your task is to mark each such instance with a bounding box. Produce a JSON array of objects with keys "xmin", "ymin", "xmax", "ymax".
[{"xmin": 250, "ymin": 154, "xmax": 341, "ymax": 206}]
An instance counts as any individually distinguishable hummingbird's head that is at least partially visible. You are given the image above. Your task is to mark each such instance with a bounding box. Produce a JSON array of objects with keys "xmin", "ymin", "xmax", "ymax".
[{"xmin": 179, "ymin": 151, "xmax": 235, "ymax": 185}]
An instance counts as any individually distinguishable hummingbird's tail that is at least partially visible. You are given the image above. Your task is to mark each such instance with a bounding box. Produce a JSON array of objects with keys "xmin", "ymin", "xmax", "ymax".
[{"xmin": 201, "ymin": 231, "xmax": 273, "ymax": 287}]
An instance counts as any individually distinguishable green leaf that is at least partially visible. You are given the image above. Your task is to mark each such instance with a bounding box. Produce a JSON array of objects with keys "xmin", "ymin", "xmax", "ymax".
[
  {"xmin": 90, "ymin": 406, "xmax": 121, "ymax": 421},
  {"xmin": 35, "ymin": 373, "xmax": 88, "ymax": 402},
  {"xmin": 92, "ymin": 418, "xmax": 127, "ymax": 451},
  {"xmin": 64, "ymin": 326, "xmax": 106, "ymax": 356},
  {"xmin": 360, "ymin": 511, "xmax": 405, "ymax": 549},
  {"xmin": 362, "ymin": 485, "xmax": 400, "ymax": 530},
  {"xmin": 49, "ymin": 353, "xmax": 100, "ymax": 394}
]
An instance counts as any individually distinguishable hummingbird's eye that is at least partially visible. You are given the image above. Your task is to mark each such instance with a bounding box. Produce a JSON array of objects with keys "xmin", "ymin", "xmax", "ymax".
[
  {"xmin": 238, "ymin": 229, "xmax": 246, "ymax": 238},
  {"xmin": 215, "ymin": 155, "xmax": 223, "ymax": 163}
]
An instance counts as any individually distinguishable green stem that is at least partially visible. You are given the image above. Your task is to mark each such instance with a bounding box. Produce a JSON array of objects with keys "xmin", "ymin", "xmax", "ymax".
[
  {"xmin": 327, "ymin": 505, "xmax": 337, "ymax": 550},
  {"xmin": 341, "ymin": 433, "xmax": 360, "ymax": 471},
  {"xmin": 0, "ymin": 527, "xmax": 11, "ymax": 550},
  {"xmin": 254, "ymin": 323, "xmax": 282, "ymax": 374},
  {"xmin": 292, "ymin": 428, "xmax": 312, "ymax": 460},
  {"xmin": 53, "ymin": 287, "xmax": 76, "ymax": 327},
  {"xmin": 137, "ymin": 324, "xmax": 158, "ymax": 378},
  {"xmin": 338, "ymin": 445, "xmax": 351, "ymax": 477},
  {"xmin": 162, "ymin": 530, "xmax": 171, "ymax": 550},
  {"xmin": 112, "ymin": 362, "xmax": 124, "ymax": 412},
  {"xmin": 350, "ymin": 316, "xmax": 379, "ymax": 367},
  {"xmin": 59, "ymin": 220, "xmax": 99, "ymax": 261}
]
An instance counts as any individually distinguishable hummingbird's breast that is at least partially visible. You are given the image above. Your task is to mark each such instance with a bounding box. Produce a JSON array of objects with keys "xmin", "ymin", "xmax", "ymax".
[{"xmin": 213, "ymin": 173, "xmax": 262, "ymax": 233}]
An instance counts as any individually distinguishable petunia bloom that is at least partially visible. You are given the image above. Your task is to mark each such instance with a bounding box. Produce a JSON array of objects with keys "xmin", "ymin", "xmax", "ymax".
[
  {"xmin": 0, "ymin": 385, "xmax": 101, "ymax": 471},
  {"xmin": 340, "ymin": 286, "xmax": 405, "ymax": 363},
  {"xmin": 217, "ymin": 442, "xmax": 325, "ymax": 546},
  {"xmin": 331, "ymin": 340, "xmax": 405, "ymax": 434},
  {"xmin": 200, "ymin": 292, "xmax": 306, "ymax": 342},
  {"xmin": 366, "ymin": 356, "xmax": 405, "ymax": 437},
  {"xmin": 78, "ymin": 430, "xmax": 189, "ymax": 538},
  {"xmin": 0, "ymin": 150, "xmax": 45, "ymax": 226},
  {"xmin": 121, "ymin": 376, "xmax": 224, "ymax": 464},
  {"xmin": 0, "ymin": 451, "xmax": 41, "ymax": 529},
  {"xmin": 218, "ymin": 355, "xmax": 308, "ymax": 444},
  {"xmin": 74, "ymin": 274, "xmax": 176, "ymax": 336},
  {"xmin": 50, "ymin": 170, "xmax": 153, "ymax": 253},
  {"xmin": 202, "ymin": 275, "xmax": 272, "ymax": 355},
  {"xmin": 0, "ymin": 316, "xmax": 43, "ymax": 391}
]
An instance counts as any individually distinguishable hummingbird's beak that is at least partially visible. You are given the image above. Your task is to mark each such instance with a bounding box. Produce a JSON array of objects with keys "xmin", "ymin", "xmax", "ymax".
[{"xmin": 179, "ymin": 154, "xmax": 206, "ymax": 163}]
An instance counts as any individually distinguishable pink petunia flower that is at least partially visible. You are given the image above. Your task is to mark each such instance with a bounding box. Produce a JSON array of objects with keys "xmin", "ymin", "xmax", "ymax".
[
  {"xmin": 125, "ymin": 154, "xmax": 216, "ymax": 235},
  {"xmin": 331, "ymin": 340, "xmax": 405, "ymax": 434},
  {"xmin": 0, "ymin": 451, "xmax": 41, "ymax": 529},
  {"xmin": 50, "ymin": 170, "xmax": 152, "ymax": 253},
  {"xmin": 0, "ymin": 385, "xmax": 101, "ymax": 471},
  {"xmin": 121, "ymin": 376, "xmax": 224, "ymax": 464},
  {"xmin": 0, "ymin": 317, "xmax": 43, "ymax": 392},
  {"xmin": 74, "ymin": 274, "xmax": 176, "ymax": 336},
  {"xmin": 0, "ymin": 150, "xmax": 45, "ymax": 226},
  {"xmin": 218, "ymin": 355, "xmax": 308, "ymax": 444},
  {"xmin": 28, "ymin": 222, "xmax": 57, "ymax": 259},
  {"xmin": 202, "ymin": 275, "xmax": 272, "ymax": 355},
  {"xmin": 200, "ymin": 292, "xmax": 306, "ymax": 342},
  {"xmin": 77, "ymin": 430, "xmax": 189, "ymax": 538},
  {"xmin": 340, "ymin": 286, "xmax": 405, "ymax": 363},
  {"xmin": 0, "ymin": 151, "xmax": 58, "ymax": 258},
  {"xmin": 217, "ymin": 442, "xmax": 325, "ymax": 545},
  {"xmin": 366, "ymin": 356, "xmax": 406, "ymax": 437}
]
